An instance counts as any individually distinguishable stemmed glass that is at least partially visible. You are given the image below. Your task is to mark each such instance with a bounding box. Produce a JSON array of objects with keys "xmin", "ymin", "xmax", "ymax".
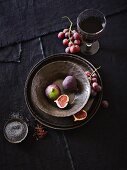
[{"xmin": 77, "ymin": 9, "xmax": 106, "ymax": 55}]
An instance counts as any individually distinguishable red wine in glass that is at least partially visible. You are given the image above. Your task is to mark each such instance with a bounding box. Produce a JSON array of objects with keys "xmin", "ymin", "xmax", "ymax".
[{"xmin": 77, "ymin": 9, "xmax": 106, "ymax": 55}]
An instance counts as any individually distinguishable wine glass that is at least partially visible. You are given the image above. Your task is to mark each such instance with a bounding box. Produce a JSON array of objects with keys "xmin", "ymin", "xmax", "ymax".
[{"xmin": 77, "ymin": 9, "xmax": 106, "ymax": 55}]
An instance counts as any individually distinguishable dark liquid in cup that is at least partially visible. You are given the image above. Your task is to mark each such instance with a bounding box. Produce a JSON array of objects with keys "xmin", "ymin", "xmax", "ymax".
[{"xmin": 80, "ymin": 16, "xmax": 103, "ymax": 33}]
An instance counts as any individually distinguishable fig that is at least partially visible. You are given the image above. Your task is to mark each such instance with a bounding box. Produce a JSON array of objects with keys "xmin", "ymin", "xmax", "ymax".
[
  {"xmin": 73, "ymin": 110, "xmax": 87, "ymax": 121},
  {"xmin": 54, "ymin": 94, "xmax": 69, "ymax": 109},
  {"xmin": 62, "ymin": 76, "xmax": 77, "ymax": 91},
  {"xmin": 45, "ymin": 84, "xmax": 61, "ymax": 100}
]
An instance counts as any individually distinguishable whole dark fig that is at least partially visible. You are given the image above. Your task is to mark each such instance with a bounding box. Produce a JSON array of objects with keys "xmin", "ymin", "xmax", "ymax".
[{"xmin": 62, "ymin": 76, "xmax": 77, "ymax": 91}]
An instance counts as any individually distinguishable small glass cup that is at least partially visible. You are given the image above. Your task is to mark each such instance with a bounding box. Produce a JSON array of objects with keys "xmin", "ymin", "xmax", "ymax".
[
  {"xmin": 4, "ymin": 118, "xmax": 28, "ymax": 144},
  {"xmin": 77, "ymin": 9, "xmax": 106, "ymax": 55}
]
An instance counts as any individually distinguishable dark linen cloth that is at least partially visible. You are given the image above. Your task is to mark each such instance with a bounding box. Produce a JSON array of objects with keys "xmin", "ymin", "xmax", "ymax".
[
  {"xmin": 0, "ymin": 0, "xmax": 127, "ymax": 48},
  {"xmin": 0, "ymin": 44, "xmax": 21, "ymax": 62}
]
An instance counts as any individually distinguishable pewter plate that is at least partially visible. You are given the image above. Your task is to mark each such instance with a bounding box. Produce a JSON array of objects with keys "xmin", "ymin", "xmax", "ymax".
[
  {"xmin": 31, "ymin": 61, "xmax": 90, "ymax": 117},
  {"xmin": 24, "ymin": 53, "xmax": 103, "ymax": 130}
]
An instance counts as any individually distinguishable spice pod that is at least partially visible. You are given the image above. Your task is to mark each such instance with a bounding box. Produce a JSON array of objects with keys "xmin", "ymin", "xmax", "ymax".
[{"xmin": 3, "ymin": 118, "xmax": 28, "ymax": 144}]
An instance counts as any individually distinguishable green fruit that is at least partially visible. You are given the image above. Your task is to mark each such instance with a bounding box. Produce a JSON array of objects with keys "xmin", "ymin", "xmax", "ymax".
[{"xmin": 45, "ymin": 84, "xmax": 61, "ymax": 100}]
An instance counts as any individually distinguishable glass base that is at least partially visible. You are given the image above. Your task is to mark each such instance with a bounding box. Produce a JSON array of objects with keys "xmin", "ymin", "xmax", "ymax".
[{"xmin": 81, "ymin": 41, "xmax": 99, "ymax": 55}]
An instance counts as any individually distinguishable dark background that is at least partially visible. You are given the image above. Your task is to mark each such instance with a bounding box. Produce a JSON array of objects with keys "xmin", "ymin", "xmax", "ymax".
[{"xmin": 0, "ymin": 0, "xmax": 127, "ymax": 170}]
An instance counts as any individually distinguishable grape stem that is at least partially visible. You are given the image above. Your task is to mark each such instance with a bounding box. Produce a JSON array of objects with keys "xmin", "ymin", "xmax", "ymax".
[
  {"xmin": 62, "ymin": 16, "xmax": 73, "ymax": 42},
  {"xmin": 89, "ymin": 66, "xmax": 101, "ymax": 81}
]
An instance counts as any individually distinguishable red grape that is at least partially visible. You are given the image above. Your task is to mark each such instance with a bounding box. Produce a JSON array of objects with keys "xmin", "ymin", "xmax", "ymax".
[
  {"xmin": 92, "ymin": 82, "xmax": 102, "ymax": 92},
  {"xmin": 92, "ymin": 73, "xmax": 97, "ymax": 78},
  {"xmin": 101, "ymin": 100, "xmax": 109, "ymax": 108},
  {"xmin": 63, "ymin": 29, "xmax": 68, "ymax": 33},
  {"xmin": 58, "ymin": 32, "xmax": 65, "ymax": 39},
  {"xmin": 70, "ymin": 45, "xmax": 77, "ymax": 53},
  {"xmin": 70, "ymin": 36, "xmax": 74, "ymax": 41},
  {"xmin": 85, "ymin": 71, "xmax": 91, "ymax": 77},
  {"xmin": 74, "ymin": 40, "xmax": 80, "ymax": 45},
  {"xmin": 92, "ymin": 82, "xmax": 99, "ymax": 90},
  {"xmin": 63, "ymin": 39, "xmax": 69, "ymax": 46},
  {"xmin": 72, "ymin": 30, "xmax": 77, "ymax": 34},
  {"xmin": 65, "ymin": 47, "xmax": 70, "ymax": 53},
  {"xmin": 91, "ymin": 89, "xmax": 97, "ymax": 97},
  {"xmin": 75, "ymin": 45, "xmax": 80, "ymax": 52},
  {"xmin": 68, "ymin": 42, "xmax": 74, "ymax": 47},
  {"xmin": 65, "ymin": 32, "xmax": 70, "ymax": 38},
  {"xmin": 73, "ymin": 33, "xmax": 80, "ymax": 40},
  {"xmin": 91, "ymin": 77, "xmax": 97, "ymax": 83},
  {"xmin": 95, "ymin": 85, "xmax": 102, "ymax": 92}
]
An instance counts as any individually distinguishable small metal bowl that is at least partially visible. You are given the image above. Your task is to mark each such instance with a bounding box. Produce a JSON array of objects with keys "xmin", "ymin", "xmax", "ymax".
[
  {"xmin": 31, "ymin": 61, "xmax": 91, "ymax": 117},
  {"xmin": 3, "ymin": 118, "xmax": 28, "ymax": 144}
]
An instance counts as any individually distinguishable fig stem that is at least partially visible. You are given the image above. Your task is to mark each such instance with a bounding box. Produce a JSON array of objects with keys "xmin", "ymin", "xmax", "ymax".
[
  {"xmin": 62, "ymin": 16, "xmax": 73, "ymax": 42},
  {"xmin": 51, "ymin": 88, "xmax": 54, "ymax": 92}
]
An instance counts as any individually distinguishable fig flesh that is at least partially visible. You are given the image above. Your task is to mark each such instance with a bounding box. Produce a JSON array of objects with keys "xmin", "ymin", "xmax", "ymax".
[{"xmin": 54, "ymin": 94, "xmax": 69, "ymax": 109}]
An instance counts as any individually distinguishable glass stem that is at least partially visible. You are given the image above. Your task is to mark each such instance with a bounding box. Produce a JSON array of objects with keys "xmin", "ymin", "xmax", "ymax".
[{"xmin": 86, "ymin": 43, "xmax": 92, "ymax": 47}]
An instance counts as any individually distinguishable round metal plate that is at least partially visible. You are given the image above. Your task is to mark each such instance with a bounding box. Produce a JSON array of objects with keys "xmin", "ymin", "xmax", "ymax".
[{"xmin": 24, "ymin": 53, "xmax": 103, "ymax": 130}]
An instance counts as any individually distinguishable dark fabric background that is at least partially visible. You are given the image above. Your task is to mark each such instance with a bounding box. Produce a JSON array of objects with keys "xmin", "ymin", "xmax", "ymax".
[
  {"xmin": 0, "ymin": 0, "xmax": 127, "ymax": 170},
  {"xmin": 0, "ymin": 0, "xmax": 127, "ymax": 47}
]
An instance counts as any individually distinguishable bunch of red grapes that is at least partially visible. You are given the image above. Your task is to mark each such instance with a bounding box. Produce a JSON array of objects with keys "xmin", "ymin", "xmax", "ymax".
[
  {"xmin": 85, "ymin": 70, "xmax": 102, "ymax": 96},
  {"xmin": 85, "ymin": 70, "xmax": 109, "ymax": 108},
  {"xmin": 58, "ymin": 29, "xmax": 81, "ymax": 53}
]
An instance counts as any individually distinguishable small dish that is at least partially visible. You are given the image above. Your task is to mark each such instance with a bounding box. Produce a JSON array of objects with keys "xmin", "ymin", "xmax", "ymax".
[
  {"xmin": 31, "ymin": 61, "xmax": 90, "ymax": 117},
  {"xmin": 4, "ymin": 118, "xmax": 28, "ymax": 144}
]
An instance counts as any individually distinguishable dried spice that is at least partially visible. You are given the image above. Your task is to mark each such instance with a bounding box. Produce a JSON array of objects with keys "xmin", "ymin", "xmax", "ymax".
[{"xmin": 33, "ymin": 124, "xmax": 47, "ymax": 140}]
